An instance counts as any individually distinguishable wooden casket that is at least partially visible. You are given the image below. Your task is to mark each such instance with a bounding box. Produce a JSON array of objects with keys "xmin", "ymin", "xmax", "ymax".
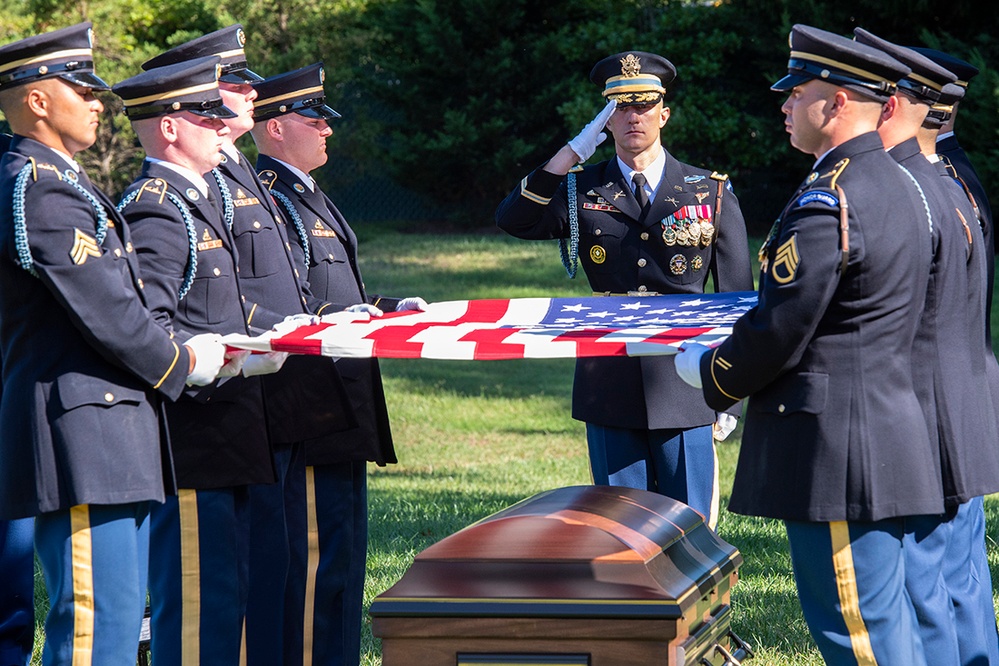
[{"xmin": 370, "ymin": 485, "xmax": 751, "ymax": 665}]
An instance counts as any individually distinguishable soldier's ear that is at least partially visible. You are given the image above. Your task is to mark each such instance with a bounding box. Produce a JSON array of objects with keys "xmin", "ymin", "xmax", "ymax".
[
  {"xmin": 24, "ymin": 87, "xmax": 49, "ymax": 119},
  {"xmin": 267, "ymin": 117, "xmax": 282, "ymax": 140}
]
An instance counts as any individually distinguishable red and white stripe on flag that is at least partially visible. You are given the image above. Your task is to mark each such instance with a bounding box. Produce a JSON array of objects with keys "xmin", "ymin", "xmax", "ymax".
[{"xmin": 221, "ymin": 292, "xmax": 758, "ymax": 361}]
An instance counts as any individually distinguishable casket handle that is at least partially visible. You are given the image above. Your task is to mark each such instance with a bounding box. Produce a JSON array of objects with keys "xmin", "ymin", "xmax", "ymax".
[{"xmin": 699, "ymin": 630, "xmax": 753, "ymax": 666}]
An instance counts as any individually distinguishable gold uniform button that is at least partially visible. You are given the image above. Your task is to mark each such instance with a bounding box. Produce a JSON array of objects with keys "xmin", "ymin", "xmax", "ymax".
[
  {"xmin": 126, "ymin": 242, "xmax": 133, "ymax": 253},
  {"xmin": 241, "ymin": 295, "xmax": 246, "ymax": 302},
  {"xmin": 595, "ymin": 229, "xmax": 602, "ymax": 236},
  {"xmin": 638, "ymin": 285, "xmax": 647, "ymax": 292},
  {"xmin": 778, "ymin": 404, "xmax": 786, "ymax": 413},
  {"xmin": 213, "ymin": 267, "xmax": 221, "ymax": 276},
  {"xmin": 328, "ymin": 253, "xmax": 335, "ymax": 261},
  {"xmin": 104, "ymin": 392, "xmax": 114, "ymax": 403},
  {"xmin": 253, "ymin": 221, "xmax": 261, "ymax": 229},
  {"xmin": 637, "ymin": 258, "xmax": 647, "ymax": 267},
  {"xmin": 294, "ymin": 269, "xmax": 300, "ymax": 278},
  {"xmin": 640, "ymin": 232, "xmax": 649, "ymax": 241},
  {"xmin": 113, "ymin": 248, "xmax": 122, "ymax": 257},
  {"xmin": 137, "ymin": 279, "xmax": 144, "ymax": 289},
  {"xmin": 286, "ymin": 243, "xmax": 292, "ymax": 251}
]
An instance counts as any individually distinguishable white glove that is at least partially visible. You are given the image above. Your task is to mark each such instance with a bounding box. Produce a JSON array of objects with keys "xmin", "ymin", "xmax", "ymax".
[
  {"xmin": 242, "ymin": 351, "xmax": 290, "ymax": 377},
  {"xmin": 217, "ymin": 349, "xmax": 251, "ymax": 378},
  {"xmin": 396, "ymin": 297, "xmax": 427, "ymax": 312},
  {"xmin": 185, "ymin": 333, "xmax": 226, "ymax": 386},
  {"xmin": 346, "ymin": 303, "xmax": 384, "ymax": 317},
  {"xmin": 713, "ymin": 412, "xmax": 738, "ymax": 442},
  {"xmin": 674, "ymin": 343, "xmax": 709, "ymax": 389},
  {"xmin": 567, "ymin": 99, "xmax": 617, "ymax": 163},
  {"xmin": 272, "ymin": 313, "xmax": 320, "ymax": 335}
]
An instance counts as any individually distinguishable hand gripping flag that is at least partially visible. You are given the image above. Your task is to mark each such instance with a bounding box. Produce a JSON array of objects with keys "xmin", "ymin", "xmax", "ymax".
[{"xmin": 222, "ymin": 291, "xmax": 758, "ymax": 361}]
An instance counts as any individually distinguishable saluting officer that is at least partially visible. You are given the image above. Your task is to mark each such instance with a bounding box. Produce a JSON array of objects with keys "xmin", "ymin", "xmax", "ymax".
[
  {"xmin": 113, "ymin": 56, "xmax": 281, "ymax": 666},
  {"xmin": 855, "ymin": 27, "xmax": 999, "ymax": 664},
  {"xmin": 674, "ymin": 25, "xmax": 940, "ymax": 664},
  {"xmin": 250, "ymin": 63, "xmax": 425, "ymax": 666},
  {"xmin": 0, "ymin": 23, "xmax": 226, "ymax": 664},
  {"xmin": 140, "ymin": 26, "xmax": 360, "ymax": 665},
  {"xmin": 495, "ymin": 51, "xmax": 753, "ymax": 528},
  {"xmin": 918, "ymin": 80, "xmax": 999, "ymax": 665}
]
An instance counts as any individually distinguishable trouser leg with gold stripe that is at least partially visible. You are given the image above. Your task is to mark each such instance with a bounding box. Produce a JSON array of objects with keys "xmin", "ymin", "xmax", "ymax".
[
  {"xmin": 283, "ymin": 461, "xmax": 367, "ymax": 666},
  {"xmin": 785, "ymin": 519, "xmax": 927, "ymax": 666},
  {"xmin": 148, "ymin": 487, "xmax": 251, "ymax": 666},
  {"xmin": 34, "ymin": 503, "xmax": 150, "ymax": 666}
]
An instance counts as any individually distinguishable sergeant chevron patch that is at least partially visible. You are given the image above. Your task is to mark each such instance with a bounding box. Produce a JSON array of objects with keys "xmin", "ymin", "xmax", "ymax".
[
  {"xmin": 771, "ymin": 235, "xmax": 799, "ymax": 284},
  {"xmin": 70, "ymin": 229, "xmax": 101, "ymax": 265}
]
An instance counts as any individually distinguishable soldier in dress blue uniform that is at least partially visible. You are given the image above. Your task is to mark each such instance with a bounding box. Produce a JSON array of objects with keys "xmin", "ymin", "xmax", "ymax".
[
  {"xmin": 0, "ymin": 129, "xmax": 34, "ymax": 666},
  {"xmin": 674, "ymin": 25, "xmax": 941, "ymax": 664},
  {"xmin": 250, "ymin": 63, "xmax": 424, "ymax": 666},
  {"xmin": 113, "ymin": 56, "xmax": 283, "ymax": 666},
  {"xmin": 495, "ymin": 51, "xmax": 753, "ymax": 528},
  {"xmin": 918, "ymin": 81, "xmax": 999, "ymax": 665},
  {"xmin": 140, "ymin": 26, "xmax": 362, "ymax": 665},
  {"xmin": 910, "ymin": 46, "xmax": 995, "ymax": 337},
  {"xmin": 855, "ymin": 27, "xmax": 999, "ymax": 664},
  {"xmin": 0, "ymin": 23, "xmax": 227, "ymax": 665}
]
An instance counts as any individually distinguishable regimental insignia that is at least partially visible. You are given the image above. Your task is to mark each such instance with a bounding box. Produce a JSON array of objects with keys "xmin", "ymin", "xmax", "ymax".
[
  {"xmin": 669, "ymin": 253, "xmax": 687, "ymax": 275},
  {"xmin": 589, "ymin": 245, "xmax": 607, "ymax": 264},
  {"xmin": 198, "ymin": 227, "xmax": 223, "ymax": 251},
  {"xmin": 771, "ymin": 235, "xmax": 799, "ymax": 284},
  {"xmin": 293, "ymin": 183, "xmax": 305, "ymax": 193},
  {"xmin": 620, "ymin": 53, "xmax": 642, "ymax": 77},
  {"xmin": 582, "ymin": 202, "xmax": 620, "ymax": 212},
  {"xmin": 758, "ymin": 219, "xmax": 780, "ymax": 272},
  {"xmin": 137, "ymin": 178, "xmax": 168, "ymax": 205},
  {"xmin": 70, "ymin": 228, "xmax": 101, "ymax": 265},
  {"xmin": 695, "ymin": 191, "xmax": 710, "ymax": 203},
  {"xmin": 186, "ymin": 187, "xmax": 200, "ymax": 201},
  {"xmin": 805, "ymin": 171, "xmax": 819, "ymax": 186},
  {"xmin": 232, "ymin": 188, "xmax": 261, "ymax": 207},
  {"xmin": 258, "ymin": 170, "xmax": 277, "ymax": 189},
  {"xmin": 691, "ymin": 255, "xmax": 704, "ymax": 271},
  {"xmin": 311, "ymin": 219, "xmax": 337, "ymax": 237},
  {"xmin": 586, "ymin": 189, "xmax": 598, "ymax": 197}
]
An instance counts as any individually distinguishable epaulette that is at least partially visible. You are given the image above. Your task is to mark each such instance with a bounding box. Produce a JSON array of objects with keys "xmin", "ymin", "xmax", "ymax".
[
  {"xmin": 32, "ymin": 159, "xmax": 62, "ymax": 181},
  {"xmin": 820, "ymin": 158, "xmax": 850, "ymax": 188},
  {"xmin": 135, "ymin": 178, "xmax": 169, "ymax": 205},
  {"xmin": 568, "ymin": 164, "xmax": 584, "ymax": 173},
  {"xmin": 258, "ymin": 169, "xmax": 277, "ymax": 190}
]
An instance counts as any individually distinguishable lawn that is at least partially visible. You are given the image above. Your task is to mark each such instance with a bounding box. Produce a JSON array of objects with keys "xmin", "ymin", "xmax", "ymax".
[{"xmin": 26, "ymin": 225, "xmax": 999, "ymax": 665}]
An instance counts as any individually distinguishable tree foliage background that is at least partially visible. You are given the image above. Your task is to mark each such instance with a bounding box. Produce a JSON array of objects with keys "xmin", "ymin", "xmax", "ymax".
[{"xmin": 1, "ymin": 0, "xmax": 996, "ymax": 235}]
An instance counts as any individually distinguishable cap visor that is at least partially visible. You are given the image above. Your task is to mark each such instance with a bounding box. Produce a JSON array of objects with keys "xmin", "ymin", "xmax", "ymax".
[
  {"xmin": 61, "ymin": 72, "xmax": 111, "ymax": 91},
  {"xmin": 771, "ymin": 72, "xmax": 812, "ymax": 92},
  {"xmin": 219, "ymin": 68, "xmax": 264, "ymax": 84},
  {"xmin": 298, "ymin": 105, "xmax": 341, "ymax": 120},
  {"xmin": 191, "ymin": 104, "xmax": 238, "ymax": 120}
]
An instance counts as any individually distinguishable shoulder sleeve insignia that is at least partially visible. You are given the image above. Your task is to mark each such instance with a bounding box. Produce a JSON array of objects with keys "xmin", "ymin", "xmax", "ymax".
[
  {"xmin": 136, "ymin": 178, "xmax": 168, "ymax": 205},
  {"xmin": 258, "ymin": 170, "xmax": 277, "ymax": 189},
  {"xmin": 796, "ymin": 190, "xmax": 839, "ymax": 208},
  {"xmin": 70, "ymin": 228, "xmax": 101, "ymax": 265},
  {"xmin": 771, "ymin": 234, "xmax": 800, "ymax": 284}
]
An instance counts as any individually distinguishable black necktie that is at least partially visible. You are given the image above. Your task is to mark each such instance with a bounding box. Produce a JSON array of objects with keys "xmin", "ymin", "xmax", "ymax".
[{"xmin": 633, "ymin": 172, "xmax": 650, "ymax": 213}]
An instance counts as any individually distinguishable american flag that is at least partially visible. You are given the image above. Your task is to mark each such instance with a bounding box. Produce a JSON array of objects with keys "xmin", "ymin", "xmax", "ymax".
[{"xmin": 222, "ymin": 291, "xmax": 758, "ymax": 361}]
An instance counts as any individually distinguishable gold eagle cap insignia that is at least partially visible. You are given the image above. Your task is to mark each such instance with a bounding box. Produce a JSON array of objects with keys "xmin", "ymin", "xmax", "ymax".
[{"xmin": 620, "ymin": 54, "xmax": 642, "ymax": 77}]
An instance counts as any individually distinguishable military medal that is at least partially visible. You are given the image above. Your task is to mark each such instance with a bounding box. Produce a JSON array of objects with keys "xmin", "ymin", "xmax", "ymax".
[
  {"xmin": 691, "ymin": 255, "xmax": 703, "ymax": 271},
  {"xmin": 669, "ymin": 253, "xmax": 687, "ymax": 275},
  {"xmin": 662, "ymin": 227, "xmax": 677, "ymax": 246},
  {"xmin": 700, "ymin": 220, "xmax": 714, "ymax": 246},
  {"xmin": 590, "ymin": 245, "xmax": 607, "ymax": 264}
]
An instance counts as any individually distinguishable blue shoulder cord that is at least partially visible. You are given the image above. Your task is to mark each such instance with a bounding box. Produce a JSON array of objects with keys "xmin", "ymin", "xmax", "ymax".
[
  {"xmin": 117, "ymin": 188, "xmax": 198, "ymax": 301},
  {"xmin": 13, "ymin": 166, "xmax": 109, "ymax": 278},
  {"xmin": 271, "ymin": 190, "xmax": 311, "ymax": 268},
  {"xmin": 209, "ymin": 168, "xmax": 235, "ymax": 231},
  {"xmin": 558, "ymin": 171, "xmax": 579, "ymax": 278}
]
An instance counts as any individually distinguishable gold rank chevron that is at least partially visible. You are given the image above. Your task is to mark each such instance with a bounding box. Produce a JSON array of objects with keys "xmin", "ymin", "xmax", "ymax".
[
  {"xmin": 70, "ymin": 228, "xmax": 101, "ymax": 265},
  {"xmin": 771, "ymin": 235, "xmax": 799, "ymax": 284}
]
